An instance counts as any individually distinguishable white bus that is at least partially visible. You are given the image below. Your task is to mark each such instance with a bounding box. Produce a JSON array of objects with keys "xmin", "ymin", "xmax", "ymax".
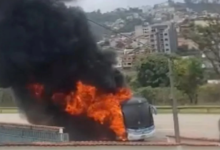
[{"xmin": 121, "ymin": 97, "xmax": 157, "ymax": 141}]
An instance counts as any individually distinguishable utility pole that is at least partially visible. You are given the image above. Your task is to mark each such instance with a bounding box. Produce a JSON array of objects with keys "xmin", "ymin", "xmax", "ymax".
[
  {"xmin": 168, "ymin": 58, "xmax": 181, "ymax": 143},
  {"xmin": 218, "ymin": 119, "xmax": 220, "ymax": 141}
]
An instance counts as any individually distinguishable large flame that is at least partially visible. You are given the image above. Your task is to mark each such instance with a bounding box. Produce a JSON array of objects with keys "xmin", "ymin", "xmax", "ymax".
[{"xmin": 27, "ymin": 81, "xmax": 132, "ymax": 140}]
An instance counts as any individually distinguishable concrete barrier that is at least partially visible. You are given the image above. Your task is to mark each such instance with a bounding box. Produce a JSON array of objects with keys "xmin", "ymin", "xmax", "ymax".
[{"xmin": 0, "ymin": 122, "xmax": 69, "ymax": 143}]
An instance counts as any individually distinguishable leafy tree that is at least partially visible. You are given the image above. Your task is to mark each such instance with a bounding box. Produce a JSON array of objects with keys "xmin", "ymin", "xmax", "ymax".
[
  {"xmin": 174, "ymin": 57, "xmax": 204, "ymax": 104},
  {"xmin": 135, "ymin": 54, "xmax": 205, "ymax": 104},
  {"xmin": 187, "ymin": 17, "xmax": 220, "ymax": 76},
  {"xmin": 124, "ymin": 74, "xmax": 140, "ymax": 90},
  {"xmin": 136, "ymin": 54, "xmax": 170, "ymax": 88}
]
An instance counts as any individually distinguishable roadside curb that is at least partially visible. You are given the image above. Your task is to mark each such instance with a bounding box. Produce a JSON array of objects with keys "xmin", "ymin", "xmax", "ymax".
[
  {"xmin": 0, "ymin": 141, "xmax": 219, "ymax": 147},
  {"xmin": 167, "ymin": 135, "xmax": 220, "ymax": 143}
]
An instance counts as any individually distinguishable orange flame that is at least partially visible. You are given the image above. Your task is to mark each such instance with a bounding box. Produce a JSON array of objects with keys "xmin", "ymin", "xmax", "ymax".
[{"xmin": 27, "ymin": 81, "xmax": 132, "ymax": 140}]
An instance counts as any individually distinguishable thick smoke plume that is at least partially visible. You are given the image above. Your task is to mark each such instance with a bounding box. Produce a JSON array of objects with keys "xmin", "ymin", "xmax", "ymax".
[{"xmin": 0, "ymin": 0, "xmax": 126, "ymax": 140}]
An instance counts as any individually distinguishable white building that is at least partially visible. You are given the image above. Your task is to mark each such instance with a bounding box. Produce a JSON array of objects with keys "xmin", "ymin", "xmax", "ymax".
[
  {"xmin": 115, "ymin": 56, "xmax": 123, "ymax": 68},
  {"xmin": 134, "ymin": 22, "xmax": 178, "ymax": 53},
  {"xmin": 141, "ymin": 5, "xmax": 152, "ymax": 13}
]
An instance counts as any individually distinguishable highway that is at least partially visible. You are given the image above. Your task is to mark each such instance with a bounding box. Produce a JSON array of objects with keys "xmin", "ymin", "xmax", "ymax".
[
  {"xmin": 155, "ymin": 114, "xmax": 220, "ymax": 139},
  {"xmin": 1, "ymin": 113, "xmax": 219, "ymax": 139},
  {"xmin": 0, "ymin": 114, "xmax": 219, "ymax": 149}
]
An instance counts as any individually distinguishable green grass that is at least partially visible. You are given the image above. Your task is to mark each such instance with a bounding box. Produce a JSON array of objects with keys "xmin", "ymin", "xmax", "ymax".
[
  {"xmin": 1, "ymin": 108, "xmax": 220, "ymax": 114},
  {"xmin": 157, "ymin": 108, "xmax": 220, "ymax": 114},
  {"xmin": 0, "ymin": 109, "xmax": 18, "ymax": 113}
]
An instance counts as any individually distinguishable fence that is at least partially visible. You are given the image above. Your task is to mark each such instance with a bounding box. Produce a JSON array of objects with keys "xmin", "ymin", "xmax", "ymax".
[{"xmin": 0, "ymin": 122, "xmax": 69, "ymax": 143}]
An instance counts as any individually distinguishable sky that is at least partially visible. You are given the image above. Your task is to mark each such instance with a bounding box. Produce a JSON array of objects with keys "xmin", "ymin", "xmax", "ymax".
[{"xmin": 67, "ymin": 0, "xmax": 183, "ymax": 12}]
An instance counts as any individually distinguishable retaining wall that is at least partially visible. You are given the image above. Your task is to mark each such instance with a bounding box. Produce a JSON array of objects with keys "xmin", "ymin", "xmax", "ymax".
[{"xmin": 0, "ymin": 122, "xmax": 69, "ymax": 143}]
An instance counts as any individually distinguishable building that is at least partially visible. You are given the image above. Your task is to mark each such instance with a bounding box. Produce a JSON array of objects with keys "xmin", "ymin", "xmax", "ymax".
[
  {"xmin": 141, "ymin": 5, "xmax": 152, "ymax": 13},
  {"xmin": 120, "ymin": 49, "xmax": 147, "ymax": 69},
  {"xmin": 122, "ymin": 53, "xmax": 135, "ymax": 68},
  {"xmin": 134, "ymin": 22, "xmax": 178, "ymax": 53},
  {"xmin": 178, "ymin": 37, "xmax": 198, "ymax": 49}
]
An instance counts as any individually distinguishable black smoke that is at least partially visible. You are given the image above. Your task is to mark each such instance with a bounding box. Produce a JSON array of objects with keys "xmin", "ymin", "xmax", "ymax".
[{"xmin": 0, "ymin": 0, "xmax": 125, "ymax": 141}]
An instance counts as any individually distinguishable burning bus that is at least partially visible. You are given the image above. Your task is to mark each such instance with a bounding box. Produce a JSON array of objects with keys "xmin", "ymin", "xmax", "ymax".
[
  {"xmin": 121, "ymin": 97, "xmax": 156, "ymax": 141},
  {"xmin": 0, "ymin": 0, "xmax": 156, "ymax": 142}
]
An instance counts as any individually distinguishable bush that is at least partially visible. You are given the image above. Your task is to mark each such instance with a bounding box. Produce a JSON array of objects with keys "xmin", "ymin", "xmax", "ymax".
[
  {"xmin": 0, "ymin": 89, "xmax": 15, "ymax": 107},
  {"xmin": 198, "ymin": 84, "xmax": 220, "ymax": 104},
  {"xmin": 133, "ymin": 84, "xmax": 220, "ymax": 105},
  {"xmin": 133, "ymin": 87, "xmax": 187, "ymax": 105}
]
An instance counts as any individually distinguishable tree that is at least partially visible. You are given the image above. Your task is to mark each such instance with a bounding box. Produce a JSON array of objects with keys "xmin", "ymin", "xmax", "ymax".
[
  {"xmin": 174, "ymin": 57, "xmax": 204, "ymax": 104},
  {"xmin": 136, "ymin": 54, "xmax": 170, "ymax": 88},
  {"xmin": 187, "ymin": 17, "xmax": 220, "ymax": 76}
]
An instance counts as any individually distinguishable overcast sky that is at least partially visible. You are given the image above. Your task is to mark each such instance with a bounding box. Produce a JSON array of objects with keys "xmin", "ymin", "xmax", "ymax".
[{"xmin": 67, "ymin": 0, "xmax": 183, "ymax": 12}]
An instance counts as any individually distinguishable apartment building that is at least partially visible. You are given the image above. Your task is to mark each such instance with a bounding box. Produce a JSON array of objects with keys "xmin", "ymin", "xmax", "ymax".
[
  {"xmin": 121, "ymin": 49, "xmax": 147, "ymax": 69},
  {"xmin": 134, "ymin": 22, "xmax": 178, "ymax": 54},
  {"xmin": 121, "ymin": 53, "xmax": 135, "ymax": 68}
]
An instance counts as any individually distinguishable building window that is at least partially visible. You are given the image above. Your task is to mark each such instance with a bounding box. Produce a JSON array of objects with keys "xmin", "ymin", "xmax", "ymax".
[
  {"xmin": 164, "ymin": 33, "xmax": 168, "ymax": 36},
  {"xmin": 165, "ymin": 38, "xmax": 168, "ymax": 41},
  {"xmin": 151, "ymin": 44, "xmax": 155, "ymax": 47},
  {"xmin": 150, "ymin": 34, "xmax": 154, "ymax": 37},
  {"xmin": 151, "ymin": 29, "xmax": 156, "ymax": 32},
  {"xmin": 166, "ymin": 49, "xmax": 169, "ymax": 51},
  {"xmin": 151, "ymin": 39, "xmax": 154, "ymax": 42},
  {"xmin": 165, "ymin": 44, "xmax": 169, "ymax": 46},
  {"xmin": 161, "ymin": 39, "xmax": 163, "ymax": 41}
]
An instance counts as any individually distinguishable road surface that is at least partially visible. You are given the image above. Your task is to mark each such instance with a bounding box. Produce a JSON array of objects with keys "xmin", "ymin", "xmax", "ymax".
[
  {"xmin": 0, "ymin": 114, "xmax": 219, "ymax": 150},
  {"xmin": 0, "ymin": 114, "xmax": 219, "ymax": 139},
  {"xmin": 0, "ymin": 146, "xmax": 219, "ymax": 150},
  {"xmin": 155, "ymin": 114, "xmax": 220, "ymax": 139}
]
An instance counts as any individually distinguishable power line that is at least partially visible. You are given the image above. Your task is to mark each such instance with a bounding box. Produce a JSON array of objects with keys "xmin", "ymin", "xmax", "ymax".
[{"xmin": 87, "ymin": 1, "xmax": 171, "ymax": 52}]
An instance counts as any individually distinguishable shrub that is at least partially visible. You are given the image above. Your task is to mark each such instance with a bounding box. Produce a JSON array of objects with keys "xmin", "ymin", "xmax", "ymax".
[
  {"xmin": 133, "ymin": 87, "xmax": 187, "ymax": 105},
  {"xmin": 198, "ymin": 84, "xmax": 220, "ymax": 104},
  {"xmin": 0, "ymin": 89, "xmax": 15, "ymax": 107}
]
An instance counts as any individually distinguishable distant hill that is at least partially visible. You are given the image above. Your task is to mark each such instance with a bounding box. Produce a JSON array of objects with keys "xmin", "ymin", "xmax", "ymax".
[
  {"xmin": 86, "ymin": 8, "xmax": 152, "ymax": 41},
  {"xmin": 89, "ymin": 22, "xmax": 111, "ymax": 42},
  {"xmin": 184, "ymin": 0, "xmax": 220, "ymax": 13}
]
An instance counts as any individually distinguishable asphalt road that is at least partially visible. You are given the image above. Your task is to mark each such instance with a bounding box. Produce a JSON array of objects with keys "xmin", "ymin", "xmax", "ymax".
[
  {"xmin": 155, "ymin": 114, "xmax": 220, "ymax": 139},
  {"xmin": 0, "ymin": 114, "xmax": 219, "ymax": 139},
  {"xmin": 0, "ymin": 114, "xmax": 219, "ymax": 150}
]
